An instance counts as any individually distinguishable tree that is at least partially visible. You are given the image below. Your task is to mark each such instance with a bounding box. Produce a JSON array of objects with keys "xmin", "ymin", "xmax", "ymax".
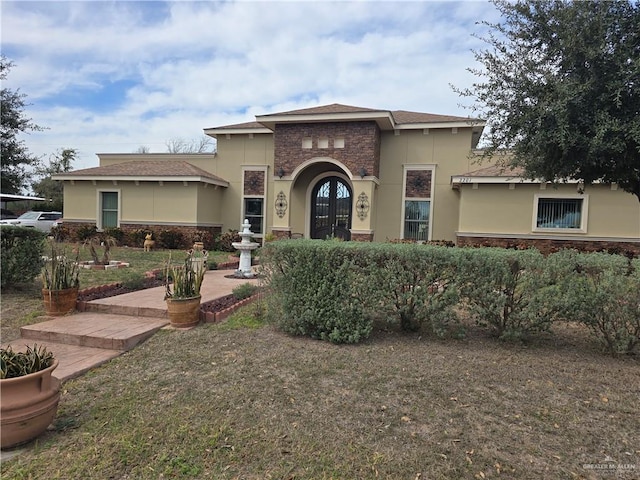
[
  {"xmin": 32, "ymin": 148, "xmax": 77, "ymax": 211},
  {"xmin": 165, "ymin": 136, "xmax": 214, "ymax": 154},
  {"xmin": 457, "ymin": 0, "xmax": 640, "ymax": 201},
  {"xmin": 0, "ymin": 56, "xmax": 45, "ymax": 194}
]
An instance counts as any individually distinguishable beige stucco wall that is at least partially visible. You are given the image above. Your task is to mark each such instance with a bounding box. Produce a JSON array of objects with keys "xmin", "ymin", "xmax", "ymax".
[
  {"xmin": 62, "ymin": 182, "xmax": 99, "ymax": 221},
  {"xmin": 214, "ymin": 134, "xmax": 274, "ymax": 234},
  {"xmin": 375, "ymin": 128, "xmax": 476, "ymax": 241},
  {"xmin": 458, "ymin": 183, "xmax": 640, "ymax": 239},
  {"xmin": 62, "ymin": 181, "xmax": 227, "ymax": 226}
]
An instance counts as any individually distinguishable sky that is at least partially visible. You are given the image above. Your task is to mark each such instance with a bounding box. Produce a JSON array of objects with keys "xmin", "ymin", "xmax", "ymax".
[{"xmin": 1, "ymin": 0, "xmax": 501, "ymax": 174}]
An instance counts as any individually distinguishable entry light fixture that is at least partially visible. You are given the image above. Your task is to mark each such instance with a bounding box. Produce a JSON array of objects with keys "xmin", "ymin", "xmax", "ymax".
[
  {"xmin": 358, "ymin": 166, "xmax": 367, "ymax": 178},
  {"xmin": 277, "ymin": 166, "xmax": 285, "ymax": 178}
]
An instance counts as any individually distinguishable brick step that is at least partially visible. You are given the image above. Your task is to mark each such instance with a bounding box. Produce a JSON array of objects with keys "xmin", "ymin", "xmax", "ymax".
[
  {"xmin": 78, "ymin": 301, "xmax": 168, "ymax": 319},
  {"xmin": 20, "ymin": 313, "xmax": 168, "ymax": 351}
]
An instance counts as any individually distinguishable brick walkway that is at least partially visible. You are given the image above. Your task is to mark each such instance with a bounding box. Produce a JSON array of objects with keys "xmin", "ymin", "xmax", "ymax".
[{"xmin": 4, "ymin": 269, "xmax": 261, "ymax": 382}]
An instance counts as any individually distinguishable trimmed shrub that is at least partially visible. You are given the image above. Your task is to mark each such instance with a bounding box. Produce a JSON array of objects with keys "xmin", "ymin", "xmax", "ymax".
[
  {"xmin": 232, "ymin": 282, "xmax": 258, "ymax": 300},
  {"xmin": 125, "ymin": 229, "xmax": 150, "ymax": 248},
  {"xmin": 76, "ymin": 224, "xmax": 98, "ymax": 241},
  {"xmin": 50, "ymin": 225, "xmax": 70, "ymax": 242},
  {"xmin": 0, "ymin": 227, "xmax": 46, "ymax": 288},
  {"xmin": 121, "ymin": 272, "xmax": 146, "ymax": 291},
  {"xmin": 552, "ymin": 251, "xmax": 640, "ymax": 356},
  {"xmin": 158, "ymin": 229, "xmax": 186, "ymax": 250},
  {"xmin": 103, "ymin": 227, "xmax": 125, "ymax": 244},
  {"xmin": 456, "ymin": 248, "xmax": 560, "ymax": 340},
  {"xmin": 262, "ymin": 240, "xmax": 372, "ymax": 344},
  {"xmin": 193, "ymin": 230, "xmax": 215, "ymax": 251},
  {"xmin": 362, "ymin": 243, "xmax": 461, "ymax": 336},
  {"xmin": 215, "ymin": 230, "xmax": 241, "ymax": 252}
]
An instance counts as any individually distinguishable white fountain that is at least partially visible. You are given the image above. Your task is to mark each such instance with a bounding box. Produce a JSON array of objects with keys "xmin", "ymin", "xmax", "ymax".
[{"xmin": 232, "ymin": 219, "xmax": 260, "ymax": 278}]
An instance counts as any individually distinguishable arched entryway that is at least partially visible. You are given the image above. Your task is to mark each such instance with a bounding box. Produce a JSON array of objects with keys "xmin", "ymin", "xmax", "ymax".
[{"xmin": 310, "ymin": 176, "xmax": 352, "ymax": 240}]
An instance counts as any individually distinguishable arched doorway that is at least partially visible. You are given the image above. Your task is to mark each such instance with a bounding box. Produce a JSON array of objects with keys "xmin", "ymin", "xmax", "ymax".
[{"xmin": 310, "ymin": 176, "xmax": 352, "ymax": 240}]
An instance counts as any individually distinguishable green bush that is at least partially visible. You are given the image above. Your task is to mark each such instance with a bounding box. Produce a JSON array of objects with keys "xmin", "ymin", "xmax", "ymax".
[
  {"xmin": 0, "ymin": 226, "xmax": 46, "ymax": 288},
  {"xmin": 159, "ymin": 229, "xmax": 186, "ymax": 250},
  {"xmin": 215, "ymin": 230, "xmax": 241, "ymax": 252},
  {"xmin": 193, "ymin": 230, "xmax": 215, "ymax": 251},
  {"xmin": 262, "ymin": 240, "xmax": 372, "ymax": 344},
  {"xmin": 76, "ymin": 224, "xmax": 98, "ymax": 241},
  {"xmin": 125, "ymin": 229, "xmax": 150, "ymax": 248},
  {"xmin": 362, "ymin": 243, "xmax": 461, "ymax": 336},
  {"xmin": 454, "ymin": 248, "xmax": 561, "ymax": 340},
  {"xmin": 232, "ymin": 282, "xmax": 258, "ymax": 300},
  {"xmin": 103, "ymin": 227, "xmax": 125, "ymax": 244},
  {"xmin": 552, "ymin": 251, "xmax": 640, "ymax": 356},
  {"xmin": 121, "ymin": 272, "xmax": 147, "ymax": 291}
]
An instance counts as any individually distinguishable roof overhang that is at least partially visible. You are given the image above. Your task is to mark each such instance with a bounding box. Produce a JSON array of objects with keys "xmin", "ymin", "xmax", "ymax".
[
  {"xmin": 255, "ymin": 111, "xmax": 397, "ymax": 130},
  {"xmin": 451, "ymin": 174, "xmax": 583, "ymax": 187},
  {"xmin": 204, "ymin": 127, "xmax": 272, "ymax": 138},
  {"xmin": 53, "ymin": 174, "xmax": 229, "ymax": 188}
]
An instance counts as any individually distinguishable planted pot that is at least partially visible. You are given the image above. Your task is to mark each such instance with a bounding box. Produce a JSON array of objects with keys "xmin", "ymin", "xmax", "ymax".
[
  {"xmin": 166, "ymin": 295, "xmax": 201, "ymax": 328},
  {"xmin": 1, "ymin": 360, "xmax": 61, "ymax": 449},
  {"xmin": 42, "ymin": 287, "xmax": 78, "ymax": 316}
]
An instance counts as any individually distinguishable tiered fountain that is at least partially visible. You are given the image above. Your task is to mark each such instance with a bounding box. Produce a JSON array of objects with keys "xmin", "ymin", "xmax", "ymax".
[{"xmin": 232, "ymin": 219, "xmax": 260, "ymax": 278}]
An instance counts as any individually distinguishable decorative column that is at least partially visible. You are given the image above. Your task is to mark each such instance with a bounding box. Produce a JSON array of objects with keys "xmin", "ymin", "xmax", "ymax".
[
  {"xmin": 350, "ymin": 178, "xmax": 377, "ymax": 241},
  {"xmin": 271, "ymin": 178, "xmax": 292, "ymax": 239}
]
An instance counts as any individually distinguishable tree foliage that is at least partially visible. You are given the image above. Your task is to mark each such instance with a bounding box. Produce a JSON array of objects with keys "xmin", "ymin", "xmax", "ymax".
[
  {"xmin": 32, "ymin": 148, "xmax": 77, "ymax": 210},
  {"xmin": 458, "ymin": 0, "xmax": 640, "ymax": 201},
  {"xmin": 0, "ymin": 56, "xmax": 44, "ymax": 194}
]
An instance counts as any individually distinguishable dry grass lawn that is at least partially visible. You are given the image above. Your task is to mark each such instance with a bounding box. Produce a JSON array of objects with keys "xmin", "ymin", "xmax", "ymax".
[{"xmin": 1, "ymin": 304, "xmax": 638, "ymax": 479}]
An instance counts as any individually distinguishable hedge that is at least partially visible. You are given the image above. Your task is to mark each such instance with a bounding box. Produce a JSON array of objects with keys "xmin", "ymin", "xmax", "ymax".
[
  {"xmin": 261, "ymin": 240, "xmax": 639, "ymax": 355},
  {"xmin": 0, "ymin": 226, "xmax": 46, "ymax": 288}
]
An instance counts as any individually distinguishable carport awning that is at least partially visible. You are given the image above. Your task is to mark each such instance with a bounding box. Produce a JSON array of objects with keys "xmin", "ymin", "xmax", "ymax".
[{"xmin": 0, "ymin": 193, "xmax": 46, "ymax": 201}]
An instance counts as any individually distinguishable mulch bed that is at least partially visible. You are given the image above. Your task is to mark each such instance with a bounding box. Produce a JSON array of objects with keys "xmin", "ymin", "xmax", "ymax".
[{"xmin": 77, "ymin": 279, "xmax": 243, "ymax": 315}]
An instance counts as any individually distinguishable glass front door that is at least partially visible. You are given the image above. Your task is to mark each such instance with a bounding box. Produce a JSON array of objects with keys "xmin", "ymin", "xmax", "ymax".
[{"xmin": 311, "ymin": 176, "xmax": 352, "ymax": 240}]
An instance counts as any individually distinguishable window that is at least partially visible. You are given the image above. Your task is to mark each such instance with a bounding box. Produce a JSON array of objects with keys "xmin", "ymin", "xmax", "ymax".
[
  {"xmin": 534, "ymin": 195, "xmax": 587, "ymax": 232},
  {"xmin": 244, "ymin": 198, "xmax": 264, "ymax": 234},
  {"xmin": 404, "ymin": 200, "xmax": 430, "ymax": 241},
  {"xmin": 402, "ymin": 166, "xmax": 434, "ymax": 241},
  {"xmin": 100, "ymin": 191, "xmax": 119, "ymax": 229}
]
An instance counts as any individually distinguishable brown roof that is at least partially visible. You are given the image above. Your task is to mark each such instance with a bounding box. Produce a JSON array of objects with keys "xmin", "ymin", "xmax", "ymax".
[
  {"xmin": 391, "ymin": 110, "xmax": 472, "ymax": 124},
  {"xmin": 263, "ymin": 103, "xmax": 382, "ymax": 116},
  {"xmin": 458, "ymin": 164, "xmax": 525, "ymax": 177},
  {"xmin": 62, "ymin": 160, "xmax": 228, "ymax": 184},
  {"xmin": 210, "ymin": 103, "xmax": 483, "ymax": 131},
  {"xmin": 208, "ymin": 121, "xmax": 265, "ymax": 130}
]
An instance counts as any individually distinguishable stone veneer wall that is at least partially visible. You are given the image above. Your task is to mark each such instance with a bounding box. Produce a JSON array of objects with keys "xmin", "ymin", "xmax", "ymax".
[
  {"xmin": 456, "ymin": 235, "xmax": 640, "ymax": 257},
  {"xmin": 351, "ymin": 233, "xmax": 374, "ymax": 242},
  {"xmin": 274, "ymin": 122, "xmax": 381, "ymax": 178}
]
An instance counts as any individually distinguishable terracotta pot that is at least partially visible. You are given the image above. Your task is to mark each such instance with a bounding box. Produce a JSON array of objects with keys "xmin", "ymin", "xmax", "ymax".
[
  {"xmin": 1, "ymin": 360, "xmax": 61, "ymax": 449},
  {"xmin": 166, "ymin": 295, "xmax": 201, "ymax": 328},
  {"xmin": 42, "ymin": 287, "xmax": 78, "ymax": 316}
]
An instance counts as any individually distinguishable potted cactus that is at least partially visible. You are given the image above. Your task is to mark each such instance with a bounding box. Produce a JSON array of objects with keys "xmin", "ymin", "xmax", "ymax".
[
  {"xmin": 42, "ymin": 240, "xmax": 80, "ymax": 316},
  {"xmin": 164, "ymin": 250, "xmax": 206, "ymax": 328},
  {"xmin": 1, "ymin": 344, "xmax": 61, "ymax": 449}
]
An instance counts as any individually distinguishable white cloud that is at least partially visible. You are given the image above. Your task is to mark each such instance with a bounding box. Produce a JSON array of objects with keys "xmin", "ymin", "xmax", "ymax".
[{"xmin": 1, "ymin": 0, "xmax": 499, "ymax": 173}]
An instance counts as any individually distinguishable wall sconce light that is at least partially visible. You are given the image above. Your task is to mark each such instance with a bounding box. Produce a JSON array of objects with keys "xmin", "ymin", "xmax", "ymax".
[
  {"xmin": 358, "ymin": 166, "xmax": 367, "ymax": 178},
  {"xmin": 277, "ymin": 167, "xmax": 285, "ymax": 178}
]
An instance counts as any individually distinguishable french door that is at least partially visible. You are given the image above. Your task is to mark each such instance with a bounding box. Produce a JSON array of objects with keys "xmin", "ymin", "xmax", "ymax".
[{"xmin": 310, "ymin": 176, "xmax": 352, "ymax": 240}]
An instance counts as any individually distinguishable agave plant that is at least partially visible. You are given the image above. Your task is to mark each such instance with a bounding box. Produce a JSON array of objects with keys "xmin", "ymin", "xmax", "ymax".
[
  {"xmin": 42, "ymin": 240, "xmax": 80, "ymax": 291},
  {"xmin": 164, "ymin": 251, "xmax": 206, "ymax": 300},
  {"xmin": 1, "ymin": 345, "xmax": 54, "ymax": 379}
]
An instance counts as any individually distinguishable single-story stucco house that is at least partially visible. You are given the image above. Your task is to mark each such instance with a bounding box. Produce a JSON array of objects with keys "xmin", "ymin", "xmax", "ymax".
[{"xmin": 54, "ymin": 103, "xmax": 640, "ymax": 254}]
